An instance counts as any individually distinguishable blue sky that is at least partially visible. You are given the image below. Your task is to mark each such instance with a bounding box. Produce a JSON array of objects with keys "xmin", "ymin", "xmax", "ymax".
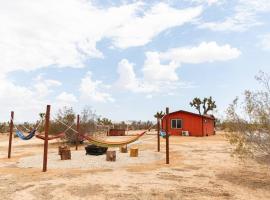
[{"xmin": 0, "ymin": 0, "xmax": 270, "ymax": 122}]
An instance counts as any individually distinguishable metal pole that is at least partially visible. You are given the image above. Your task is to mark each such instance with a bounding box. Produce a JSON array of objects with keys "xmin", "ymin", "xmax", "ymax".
[
  {"xmin": 8, "ymin": 111, "xmax": 14, "ymax": 159},
  {"xmin": 42, "ymin": 105, "xmax": 50, "ymax": 172},
  {"xmin": 76, "ymin": 114, "xmax": 80, "ymax": 150},
  {"xmin": 165, "ymin": 107, "xmax": 169, "ymax": 164},
  {"xmin": 157, "ymin": 118, "xmax": 160, "ymax": 152}
]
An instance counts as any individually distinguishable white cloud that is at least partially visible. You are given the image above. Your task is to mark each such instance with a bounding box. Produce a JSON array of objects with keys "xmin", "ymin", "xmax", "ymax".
[
  {"xmin": 0, "ymin": 1, "xmax": 202, "ymax": 74},
  {"xmin": 34, "ymin": 75, "xmax": 62, "ymax": 98},
  {"xmin": 80, "ymin": 72, "xmax": 114, "ymax": 103},
  {"xmin": 143, "ymin": 52, "xmax": 179, "ymax": 82},
  {"xmin": 0, "ymin": 0, "xmax": 202, "ymax": 118},
  {"xmin": 160, "ymin": 41, "xmax": 241, "ymax": 64},
  {"xmin": 56, "ymin": 92, "xmax": 78, "ymax": 106},
  {"xmin": 0, "ymin": 77, "xmax": 47, "ymax": 121},
  {"xmin": 200, "ymin": 0, "xmax": 270, "ymax": 32},
  {"xmin": 259, "ymin": 34, "xmax": 270, "ymax": 51},
  {"xmin": 116, "ymin": 59, "xmax": 158, "ymax": 93},
  {"xmin": 143, "ymin": 42, "xmax": 240, "ymax": 82},
  {"xmin": 200, "ymin": 11, "xmax": 261, "ymax": 32},
  {"xmin": 0, "ymin": 73, "xmax": 71, "ymax": 121},
  {"xmin": 116, "ymin": 42, "xmax": 240, "ymax": 95},
  {"xmin": 108, "ymin": 4, "xmax": 202, "ymax": 48},
  {"xmin": 189, "ymin": 0, "xmax": 224, "ymax": 6}
]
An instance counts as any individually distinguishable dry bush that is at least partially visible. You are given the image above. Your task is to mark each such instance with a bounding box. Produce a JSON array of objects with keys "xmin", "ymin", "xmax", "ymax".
[
  {"xmin": 225, "ymin": 71, "xmax": 270, "ymax": 163},
  {"xmin": 0, "ymin": 122, "xmax": 9, "ymax": 133}
]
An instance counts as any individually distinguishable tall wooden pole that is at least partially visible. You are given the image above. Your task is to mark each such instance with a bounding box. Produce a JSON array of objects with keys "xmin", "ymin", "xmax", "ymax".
[
  {"xmin": 8, "ymin": 111, "xmax": 14, "ymax": 159},
  {"xmin": 42, "ymin": 105, "xmax": 50, "ymax": 172},
  {"xmin": 165, "ymin": 107, "xmax": 169, "ymax": 164},
  {"xmin": 76, "ymin": 114, "xmax": 80, "ymax": 150},
  {"xmin": 157, "ymin": 118, "xmax": 160, "ymax": 152}
]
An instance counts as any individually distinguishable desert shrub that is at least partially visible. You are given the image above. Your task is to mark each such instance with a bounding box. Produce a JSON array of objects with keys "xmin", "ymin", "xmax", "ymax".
[
  {"xmin": 0, "ymin": 122, "xmax": 9, "ymax": 133},
  {"xmin": 225, "ymin": 71, "xmax": 270, "ymax": 163},
  {"xmin": 49, "ymin": 107, "xmax": 77, "ymax": 143}
]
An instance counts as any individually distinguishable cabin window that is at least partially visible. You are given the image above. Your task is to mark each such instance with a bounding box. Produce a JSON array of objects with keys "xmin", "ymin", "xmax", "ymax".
[{"xmin": 171, "ymin": 119, "xmax": 182, "ymax": 129}]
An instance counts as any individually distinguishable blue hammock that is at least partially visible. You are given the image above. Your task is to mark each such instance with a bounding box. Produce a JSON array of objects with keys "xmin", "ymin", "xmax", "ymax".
[
  {"xmin": 160, "ymin": 130, "xmax": 170, "ymax": 138},
  {"xmin": 15, "ymin": 129, "xmax": 37, "ymax": 140}
]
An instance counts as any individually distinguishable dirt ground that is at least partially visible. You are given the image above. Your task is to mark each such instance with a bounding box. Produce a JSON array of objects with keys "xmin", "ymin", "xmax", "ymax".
[{"xmin": 0, "ymin": 131, "xmax": 269, "ymax": 200}]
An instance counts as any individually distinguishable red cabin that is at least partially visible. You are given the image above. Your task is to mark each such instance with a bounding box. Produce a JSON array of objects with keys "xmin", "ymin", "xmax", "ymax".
[{"xmin": 161, "ymin": 110, "xmax": 215, "ymax": 137}]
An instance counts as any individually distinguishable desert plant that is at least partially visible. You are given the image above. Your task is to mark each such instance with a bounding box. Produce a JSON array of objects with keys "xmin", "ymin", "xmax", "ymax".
[
  {"xmin": 97, "ymin": 118, "xmax": 112, "ymax": 126},
  {"xmin": 190, "ymin": 97, "xmax": 217, "ymax": 115},
  {"xmin": 225, "ymin": 71, "xmax": 270, "ymax": 163},
  {"xmin": 0, "ymin": 122, "xmax": 8, "ymax": 133},
  {"xmin": 48, "ymin": 107, "xmax": 76, "ymax": 143}
]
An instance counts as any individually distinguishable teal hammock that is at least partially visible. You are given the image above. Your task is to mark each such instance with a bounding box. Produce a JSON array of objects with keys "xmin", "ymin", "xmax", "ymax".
[
  {"xmin": 160, "ymin": 130, "xmax": 170, "ymax": 138},
  {"xmin": 15, "ymin": 129, "xmax": 37, "ymax": 140}
]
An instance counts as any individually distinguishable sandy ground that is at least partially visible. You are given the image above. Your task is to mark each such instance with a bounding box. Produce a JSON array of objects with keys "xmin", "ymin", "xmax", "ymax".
[{"xmin": 0, "ymin": 131, "xmax": 269, "ymax": 200}]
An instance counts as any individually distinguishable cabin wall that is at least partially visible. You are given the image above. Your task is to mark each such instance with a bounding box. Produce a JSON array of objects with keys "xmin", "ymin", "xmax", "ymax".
[{"xmin": 161, "ymin": 112, "xmax": 215, "ymax": 137}]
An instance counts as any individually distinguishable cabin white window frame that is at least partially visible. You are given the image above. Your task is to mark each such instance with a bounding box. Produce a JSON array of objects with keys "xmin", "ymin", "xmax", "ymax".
[{"xmin": 171, "ymin": 119, "xmax": 182, "ymax": 129}]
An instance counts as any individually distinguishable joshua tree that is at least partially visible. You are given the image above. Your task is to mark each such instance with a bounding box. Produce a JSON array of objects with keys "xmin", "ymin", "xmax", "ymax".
[
  {"xmin": 190, "ymin": 97, "xmax": 202, "ymax": 114},
  {"xmin": 154, "ymin": 111, "xmax": 164, "ymax": 152},
  {"xmin": 39, "ymin": 113, "xmax": 45, "ymax": 119},
  {"xmin": 190, "ymin": 96, "xmax": 217, "ymax": 115},
  {"xmin": 154, "ymin": 111, "xmax": 165, "ymax": 120}
]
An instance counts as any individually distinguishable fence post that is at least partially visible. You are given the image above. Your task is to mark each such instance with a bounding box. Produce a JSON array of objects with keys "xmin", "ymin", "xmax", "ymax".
[
  {"xmin": 8, "ymin": 111, "xmax": 14, "ymax": 159},
  {"xmin": 76, "ymin": 115, "xmax": 80, "ymax": 150},
  {"xmin": 165, "ymin": 107, "xmax": 169, "ymax": 164},
  {"xmin": 42, "ymin": 105, "xmax": 50, "ymax": 172},
  {"xmin": 157, "ymin": 118, "xmax": 160, "ymax": 152}
]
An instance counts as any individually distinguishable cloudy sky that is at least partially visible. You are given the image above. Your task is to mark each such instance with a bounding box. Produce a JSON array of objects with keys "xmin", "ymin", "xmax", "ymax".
[{"xmin": 0, "ymin": 0, "xmax": 270, "ymax": 122}]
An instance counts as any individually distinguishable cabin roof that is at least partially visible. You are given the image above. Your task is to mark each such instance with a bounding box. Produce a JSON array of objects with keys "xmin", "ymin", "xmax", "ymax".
[{"xmin": 165, "ymin": 110, "xmax": 215, "ymax": 120}]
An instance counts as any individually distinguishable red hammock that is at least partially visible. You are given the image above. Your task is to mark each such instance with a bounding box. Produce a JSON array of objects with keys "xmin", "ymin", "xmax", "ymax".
[{"xmin": 35, "ymin": 132, "xmax": 65, "ymax": 140}]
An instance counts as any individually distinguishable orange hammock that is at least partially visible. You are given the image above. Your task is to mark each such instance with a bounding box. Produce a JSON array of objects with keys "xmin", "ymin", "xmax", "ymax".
[
  {"xmin": 82, "ymin": 130, "xmax": 147, "ymax": 147},
  {"xmin": 35, "ymin": 132, "xmax": 65, "ymax": 140}
]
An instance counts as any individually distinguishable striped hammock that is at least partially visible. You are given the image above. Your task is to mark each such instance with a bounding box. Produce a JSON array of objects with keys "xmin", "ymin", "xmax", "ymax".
[{"xmin": 82, "ymin": 130, "xmax": 147, "ymax": 148}]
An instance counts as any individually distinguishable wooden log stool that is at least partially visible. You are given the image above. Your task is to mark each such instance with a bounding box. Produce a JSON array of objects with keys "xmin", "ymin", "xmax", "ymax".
[
  {"xmin": 59, "ymin": 146, "xmax": 71, "ymax": 160},
  {"xmin": 119, "ymin": 145, "xmax": 128, "ymax": 153},
  {"xmin": 106, "ymin": 150, "xmax": 116, "ymax": 162},
  {"xmin": 58, "ymin": 145, "xmax": 68, "ymax": 155},
  {"xmin": 130, "ymin": 147, "xmax": 138, "ymax": 157}
]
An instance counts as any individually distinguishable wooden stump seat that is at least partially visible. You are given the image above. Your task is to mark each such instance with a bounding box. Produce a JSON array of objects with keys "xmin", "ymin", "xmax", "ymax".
[
  {"xmin": 59, "ymin": 146, "xmax": 71, "ymax": 160},
  {"xmin": 119, "ymin": 145, "xmax": 128, "ymax": 153},
  {"xmin": 58, "ymin": 145, "xmax": 68, "ymax": 155},
  {"xmin": 130, "ymin": 147, "xmax": 138, "ymax": 157},
  {"xmin": 106, "ymin": 150, "xmax": 116, "ymax": 162}
]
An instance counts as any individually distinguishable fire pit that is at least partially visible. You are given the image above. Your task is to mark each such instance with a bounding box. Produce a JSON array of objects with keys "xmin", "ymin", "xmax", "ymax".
[{"xmin": 85, "ymin": 145, "xmax": 108, "ymax": 156}]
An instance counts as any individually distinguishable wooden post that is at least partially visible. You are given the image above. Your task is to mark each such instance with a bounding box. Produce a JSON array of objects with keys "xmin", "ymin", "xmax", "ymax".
[
  {"xmin": 157, "ymin": 118, "xmax": 160, "ymax": 152},
  {"xmin": 42, "ymin": 105, "xmax": 50, "ymax": 172},
  {"xmin": 76, "ymin": 114, "xmax": 80, "ymax": 151},
  {"xmin": 8, "ymin": 111, "xmax": 14, "ymax": 159},
  {"xmin": 165, "ymin": 107, "xmax": 169, "ymax": 164}
]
